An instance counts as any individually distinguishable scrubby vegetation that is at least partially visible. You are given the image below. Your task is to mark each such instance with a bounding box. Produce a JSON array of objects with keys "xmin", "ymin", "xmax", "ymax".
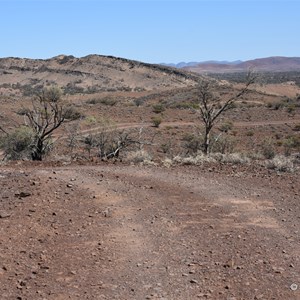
[{"xmin": 0, "ymin": 70, "xmax": 299, "ymax": 174}]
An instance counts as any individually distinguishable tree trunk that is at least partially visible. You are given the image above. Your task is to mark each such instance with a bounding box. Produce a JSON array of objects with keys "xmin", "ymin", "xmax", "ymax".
[
  {"xmin": 31, "ymin": 139, "xmax": 43, "ymax": 161},
  {"xmin": 203, "ymin": 127, "xmax": 211, "ymax": 155}
]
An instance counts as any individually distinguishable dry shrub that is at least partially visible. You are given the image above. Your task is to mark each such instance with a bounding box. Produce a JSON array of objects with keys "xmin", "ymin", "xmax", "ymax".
[
  {"xmin": 216, "ymin": 153, "xmax": 251, "ymax": 164},
  {"xmin": 173, "ymin": 153, "xmax": 217, "ymax": 165},
  {"xmin": 125, "ymin": 150, "xmax": 155, "ymax": 165},
  {"xmin": 165, "ymin": 152, "xmax": 251, "ymax": 166},
  {"xmin": 266, "ymin": 155, "xmax": 295, "ymax": 172}
]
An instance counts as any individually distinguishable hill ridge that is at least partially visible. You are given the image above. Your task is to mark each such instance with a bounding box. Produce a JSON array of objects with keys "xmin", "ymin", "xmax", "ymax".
[{"xmin": 0, "ymin": 54, "xmax": 201, "ymax": 95}]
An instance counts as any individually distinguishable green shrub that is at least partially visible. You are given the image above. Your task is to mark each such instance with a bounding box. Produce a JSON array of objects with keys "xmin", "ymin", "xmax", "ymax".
[
  {"xmin": 85, "ymin": 116, "xmax": 97, "ymax": 125},
  {"xmin": 86, "ymin": 97, "xmax": 117, "ymax": 106},
  {"xmin": 182, "ymin": 133, "xmax": 203, "ymax": 154},
  {"xmin": 246, "ymin": 130, "xmax": 254, "ymax": 137},
  {"xmin": 151, "ymin": 116, "xmax": 162, "ymax": 128},
  {"xmin": 219, "ymin": 121, "xmax": 233, "ymax": 133},
  {"xmin": 64, "ymin": 107, "xmax": 83, "ymax": 120},
  {"xmin": 261, "ymin": 139, "xmax": 275, "ymax": 159},
  {"xmin": 286, "ymin": 104, "xmax": 296, "ymax": 114},
  {"xmin": 283, "ymin": 135, "xmax": 300, "ymax": 156},
  {"xmin": 0, "ymin": 126, "xmax": 34, "ymax": 160},
  {"xmin": 152, "ymin": 103, "xmax": 165, "ymax": 114}
]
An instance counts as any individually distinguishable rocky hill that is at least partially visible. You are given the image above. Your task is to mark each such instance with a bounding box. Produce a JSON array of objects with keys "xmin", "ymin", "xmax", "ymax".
[{"xmin": 0, "ymin": 54, "xmax": 201, "ymax": 95}]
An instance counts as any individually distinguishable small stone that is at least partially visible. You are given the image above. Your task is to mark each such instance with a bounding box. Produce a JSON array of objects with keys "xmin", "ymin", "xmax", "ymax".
[
  {"xmin": 0, "ymin": 212, "xmax": 11, "ymax": 218},
  {"xmin": 273, "ymin": 267, "xmax": 285, "ymax": 274},
  {"xmin": 190, "ymin": 279, "xmax": 198, "ymax": 284},
  {"xmin": 15, "ymin": 192, "xmax": 31, "ymax": 198}
]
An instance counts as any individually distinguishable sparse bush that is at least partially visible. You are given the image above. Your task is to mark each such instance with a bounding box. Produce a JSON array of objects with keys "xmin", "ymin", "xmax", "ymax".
[
  {"xmin": 160, "ymin": 140, "xmax": 172, "ymax": 154},
  {"xmin": 0, "ymin": 126, "xmax": 34, "ymax": 160},
  {"xmin": 210, "ymin": 135, "xmax": 236, "ymax": 154},
  {"xmin": 125, "ymin": 150, "xmax": 154, "ymax": 165},
  {"xmin": 283, "ymin": 135, "xmax": 300, "ymax": 156},
  {"xmin": 272, "ymin": 101, "xmax": 284, "ymax": 110},
  {"xmin": 86, "ymin": 97, "xmax": 117, "ymax": 106},
  {"xmin": 172, "ymin": 153, "xmax": 217, "ymax": 165},
  {"xmin": 219, "ymin": 121, "xmax": 233, "ymax": 133},
  {"xmin": 246, "ymin": 130, "xmax": 254, "ymax": 137},
  {"xmin": 64, "ymin": 106, "xmax": 83, "ymax": 120},
  {"xmin": 162, "ymin": 157, "xmax": 173, "ymax": 168},
  {"xmin": 182, "ymin": 133, "xmax": 203, "ymax": 154},
  {"xmin": 84, "ymin": 116, "xmax": 97, "ymax": 126},
  {"xmin": 151, "ymin": 116, "xmax": 162, "ymax": 128},
  {"xmin": 99, "ymin": 97, "xmax": 117, "ymax": 106},
  {"xmin": 293, "ymin": 124, "xmax": 300, "ymax": 131},
  {"xmin": 266, "ymin": 155, "xmax": 295, "ymax": 172},
  {"xmin": 81, "ymin": 119, "xmax": 139, "ymax": 160},
  {"xmin": 286, "ymin": 104, "xmax": 296, "ymax": 114},
  {"xmin": 166, "ymin": 151, "xmax": 253, "ymax": 167},
  {"xmin": 133, "ymin": 98, "xmax": 145, "ymax": 107},
  {"xmin": 16, "ymin": 107, "xmax": 30, "ymax": 116},
  {"xmin": 261, "ymin": 139, "xmax": 275, "ymax": 159},
  {"xmin": 217, "ymin": 153, "xmax": 250, "ymax": 164},
  {"xmin": 152, "ymin": 103, "xmax": 165, "ymax": 114}
]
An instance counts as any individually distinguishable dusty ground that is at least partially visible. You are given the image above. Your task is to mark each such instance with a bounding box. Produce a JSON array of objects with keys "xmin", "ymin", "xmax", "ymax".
[{"xmin": 0, "ymin": 162, "xmax": 299, "ymax": 300}]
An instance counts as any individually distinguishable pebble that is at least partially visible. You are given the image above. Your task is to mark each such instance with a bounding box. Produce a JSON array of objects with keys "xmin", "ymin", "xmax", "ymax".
[
  {"xmin": 0, "ymin": 212, "xmax": 11, "ymax": 218},
  {"xmin": 190, "ymin": 279, "xmax": 199, "ymax": 284}
]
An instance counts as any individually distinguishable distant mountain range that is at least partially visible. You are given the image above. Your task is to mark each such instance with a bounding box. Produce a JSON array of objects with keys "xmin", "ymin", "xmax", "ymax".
[
  {"xmin": 161, "ymin": 60, "xmax": 242, "ymax": 68},
  {"xmin": 162, "ymin": 57, "xmax": 300, "ymax": 73}
]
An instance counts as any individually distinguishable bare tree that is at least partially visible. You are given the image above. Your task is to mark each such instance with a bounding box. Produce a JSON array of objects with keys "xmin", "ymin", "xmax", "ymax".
[
  {"xmin": 197, "ymin": 71, "xmax": 256, "ymax": 154},
  {"xmin": 82, "ymin": 121, "xmax": 155, "ymax": 161},
  {"xmin": 24, "ymin": 86, "xmax": 68, "ymax": 160}
]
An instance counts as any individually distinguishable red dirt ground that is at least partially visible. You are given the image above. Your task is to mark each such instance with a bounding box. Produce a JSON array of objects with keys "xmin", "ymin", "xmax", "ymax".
[{"xmin": 0, "ymin": 162, "xmax": 299, "ymax": 299}]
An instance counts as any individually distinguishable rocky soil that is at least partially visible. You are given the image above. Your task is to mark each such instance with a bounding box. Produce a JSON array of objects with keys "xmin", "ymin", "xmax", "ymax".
[{"xmin": 0, "ymin": 162, "xmax": 299, "ymax": 299}]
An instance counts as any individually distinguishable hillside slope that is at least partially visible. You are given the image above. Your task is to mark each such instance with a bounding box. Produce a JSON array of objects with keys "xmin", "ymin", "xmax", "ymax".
[{"xmin": 0, "ymin": 54, "xmax": 201, "ymax": 94}]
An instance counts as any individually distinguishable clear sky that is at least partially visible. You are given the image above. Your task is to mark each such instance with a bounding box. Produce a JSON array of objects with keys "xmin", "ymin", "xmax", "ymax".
[{"xmin": 1, "ymin": 0, "xmax": 299, "ymax": 63}]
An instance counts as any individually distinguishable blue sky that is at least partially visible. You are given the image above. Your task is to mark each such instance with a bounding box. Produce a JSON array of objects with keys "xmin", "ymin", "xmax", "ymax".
[{"xmin": 1, "ymin": 0, "xmax": 299, "ymax": 63}]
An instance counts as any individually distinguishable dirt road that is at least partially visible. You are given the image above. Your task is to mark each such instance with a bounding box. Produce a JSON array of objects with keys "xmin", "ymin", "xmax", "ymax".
[
  {"xmin": 77, "ymin": 118, "xmax": 300, "ymax": 137},
  {"xmin": 0, "ymin": 163, "xmax": 299, "ymax": 299}
]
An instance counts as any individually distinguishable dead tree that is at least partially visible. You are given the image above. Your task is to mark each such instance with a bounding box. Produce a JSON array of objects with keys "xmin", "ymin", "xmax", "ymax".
[{"xmin": 197, "ymin": 71, "xmax": 256, "ymax": 154}]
